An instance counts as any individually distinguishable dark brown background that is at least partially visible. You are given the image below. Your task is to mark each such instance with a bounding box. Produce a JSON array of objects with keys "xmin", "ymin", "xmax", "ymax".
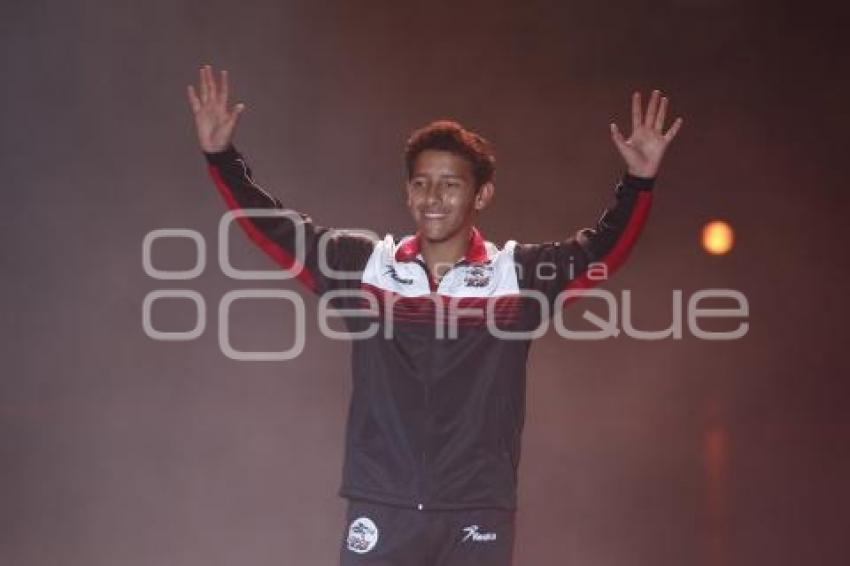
[{"xmin": 2, "ymin": 0, "xmax": 848, "ymax": 564}]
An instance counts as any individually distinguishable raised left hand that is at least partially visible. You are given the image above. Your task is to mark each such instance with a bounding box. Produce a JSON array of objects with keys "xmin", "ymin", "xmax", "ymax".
[{"xmin": 610, "ymin": 90, "xmax": 683, "ymax": 179}]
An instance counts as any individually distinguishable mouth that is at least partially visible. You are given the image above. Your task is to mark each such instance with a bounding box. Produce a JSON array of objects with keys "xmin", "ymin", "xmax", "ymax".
[{"xmin": 422, "ymin": 211, "xmax": 448, "ymax": 220}]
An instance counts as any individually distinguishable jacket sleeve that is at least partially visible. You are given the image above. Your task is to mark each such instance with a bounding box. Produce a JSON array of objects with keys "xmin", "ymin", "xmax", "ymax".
[
  {"xmin": 512, "ymin": 173, "xmax": 654, "ymax": 311},
  {"xmin": 203, "ymin": 143, "xmax": 376, "ymax": 295}
]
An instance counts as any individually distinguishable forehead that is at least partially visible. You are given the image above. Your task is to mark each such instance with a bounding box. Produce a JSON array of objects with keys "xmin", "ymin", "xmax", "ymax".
[{"xmin": 411, "ymin": 149, "xmax": 474, "ymax": 178}]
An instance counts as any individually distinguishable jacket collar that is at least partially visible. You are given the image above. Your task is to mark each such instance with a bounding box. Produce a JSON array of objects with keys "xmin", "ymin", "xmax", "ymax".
[{"xmin": 395, "ymin": 226, "xmax": 488, "ymax": 264}]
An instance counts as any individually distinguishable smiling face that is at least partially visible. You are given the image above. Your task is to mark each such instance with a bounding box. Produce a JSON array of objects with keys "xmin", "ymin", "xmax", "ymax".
[{"xmin": 406, "ymin": 149, "xmax": 494, "ymax": 245}]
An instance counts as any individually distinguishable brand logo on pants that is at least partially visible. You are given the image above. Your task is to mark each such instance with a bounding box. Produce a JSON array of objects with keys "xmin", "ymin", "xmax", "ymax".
[
  {"xmin": 461, "ymin": 524, "xmax": 497, "ymax": 542},
  {"xmin": 347, "ymin": 516, "xmax": 379, "ymax": 553}
]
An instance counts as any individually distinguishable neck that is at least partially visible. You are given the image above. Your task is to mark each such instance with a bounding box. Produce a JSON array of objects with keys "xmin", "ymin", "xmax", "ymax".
[{"xmin": 420, "ymin": 226, "xmax": 473, "ymax": 280}]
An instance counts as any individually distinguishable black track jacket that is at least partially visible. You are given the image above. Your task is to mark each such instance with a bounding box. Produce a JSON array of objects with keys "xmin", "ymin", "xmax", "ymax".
[{"xmin": 203, "ymin": 144, "xmax": 654, "ymax": 511}]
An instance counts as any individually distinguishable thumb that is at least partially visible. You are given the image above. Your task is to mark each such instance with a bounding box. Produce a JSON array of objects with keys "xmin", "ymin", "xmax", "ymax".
[
  {"xmin": 610, "ymin": 123, "xmax": 629, "ymax": 154},
  {"xmin": 228, "ymin": 102, "xmax": 246, "ymax": 125}
]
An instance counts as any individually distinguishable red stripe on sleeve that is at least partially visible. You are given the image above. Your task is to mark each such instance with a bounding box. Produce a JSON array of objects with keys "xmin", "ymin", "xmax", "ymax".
[
  {"xmin": 562, "ymin": 190, "xmax": 653, "ymax": 302},
  {"xmin": 208, "ymin": 165, "xmax": 318, "ymax": 292}
]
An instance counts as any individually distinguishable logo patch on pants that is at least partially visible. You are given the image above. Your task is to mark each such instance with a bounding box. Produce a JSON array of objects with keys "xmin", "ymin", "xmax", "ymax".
[
  {"xmin": 461, "ymin": 524, "xmax": 497, "ymax": 542},
  {"xmin": 347, "ymin": 516, "xmax": 379, "ymax": 553}
]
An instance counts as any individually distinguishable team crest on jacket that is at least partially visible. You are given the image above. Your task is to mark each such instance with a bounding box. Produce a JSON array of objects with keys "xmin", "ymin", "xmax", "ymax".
[
  {"xmin": 464, "ymin": 265, "xmax": 492, "ymax": 287},
  {"xmin": 347, "ymin": 516, "xmax": 379, "ymax": 554}
]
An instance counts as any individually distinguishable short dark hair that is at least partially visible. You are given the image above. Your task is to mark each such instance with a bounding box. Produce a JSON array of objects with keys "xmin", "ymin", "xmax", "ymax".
[{"xmin": 405, "ymin": 120, "xmax": 495, "ymax": 188}]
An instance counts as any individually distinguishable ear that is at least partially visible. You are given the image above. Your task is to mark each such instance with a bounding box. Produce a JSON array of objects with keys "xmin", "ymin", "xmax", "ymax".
[{"xmin": 474, "ymin": 182, "xmax": 495, "ymax": 211}]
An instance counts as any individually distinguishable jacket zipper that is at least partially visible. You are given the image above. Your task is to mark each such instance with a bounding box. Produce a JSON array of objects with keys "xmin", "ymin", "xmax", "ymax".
[
  {"xmin": 420, "ymin": 383, "xmax": 429, "ymax": 511},
  {"xmin": 415, "ymin": 258, "xmax": 464, "ymax": 510}
]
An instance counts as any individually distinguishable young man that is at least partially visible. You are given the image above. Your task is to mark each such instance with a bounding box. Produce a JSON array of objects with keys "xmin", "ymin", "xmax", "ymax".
[{"xmin": 187, "ymin": 64, "xmax": 682, "ymax": 566}]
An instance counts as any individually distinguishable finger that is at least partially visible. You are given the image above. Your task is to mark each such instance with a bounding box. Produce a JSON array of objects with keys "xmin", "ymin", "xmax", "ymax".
[
  {"xmin": 187, "ymin": 85, "xmax": 201, "ymax": 113},
  {"xmin": 654, "ymin": 96, "xmax": 668, "ymax": 132},
  {"xmin": 644, "ymin": 89, "xmax": 660, "ymax": 128},
  {"xmin": 631, "ymin": 92, "xmax": 642, "ymax": 132},
  {"xmin": 663, "ymin": 117, "xmax": 684, "ymax": 143},
  {"xmin": 205, "ymin": 65, "xmax": 218, "ymax": 103},
  {"xmin": 199, "ymin": 66, "xmax": 209, "ymax": 103},
  {"xmin": 220, "ymin": 69, "xmax": 229, "ymax": 107}
]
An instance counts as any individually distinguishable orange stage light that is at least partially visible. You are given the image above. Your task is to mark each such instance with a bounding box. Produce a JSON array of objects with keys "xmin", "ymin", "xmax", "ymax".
[{"xmin": 702, "ymin": 220, "xmax": 734, "ymax": 255}]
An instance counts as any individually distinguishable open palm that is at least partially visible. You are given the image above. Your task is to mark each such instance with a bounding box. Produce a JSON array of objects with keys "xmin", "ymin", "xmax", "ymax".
[
  {"xmin": 610, "ymin": 90, "xmax": 683, "ymax": 179},
  {"xmin": 186, "ymin": 64, "xmax": 246, "ymax": 153}
]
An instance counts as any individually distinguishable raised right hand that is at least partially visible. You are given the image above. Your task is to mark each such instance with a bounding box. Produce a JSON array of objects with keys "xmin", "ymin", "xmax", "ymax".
[{"xmin": 187, "ymin": 64, "xmax": 246, "ymax": 153}]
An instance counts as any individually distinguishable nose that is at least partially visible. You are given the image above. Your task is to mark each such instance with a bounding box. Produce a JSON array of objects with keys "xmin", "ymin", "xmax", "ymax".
[{"xmin": 424, "ymin": 182, "xmax": 442, "ymax": 206}]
